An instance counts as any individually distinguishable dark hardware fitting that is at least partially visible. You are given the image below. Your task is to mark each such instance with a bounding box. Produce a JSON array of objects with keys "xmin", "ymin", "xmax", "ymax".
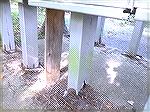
[{"xmin": 123, "ymin": 7, "xmax": 137, "ymax": 15}]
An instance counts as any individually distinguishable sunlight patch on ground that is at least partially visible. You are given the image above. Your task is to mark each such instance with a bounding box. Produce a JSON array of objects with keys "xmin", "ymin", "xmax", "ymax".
[
  {"xmin": 106, "ymin": 59, "xmax": 122, "ymax": 84},
  {"xmin": 7, "ymin": 61, "xmax": 21, "ymax": 70},
  {"xmin": 20, "ymin": 71, "xmax": 47, "ymax": 101},
  {"xmin": 60, "ymin": 52, "xmax": 69, "ymax": 69},
  {"xmin": 19, "ymin": 52, "xmax": 69, "ymax": 101},
  {"xmin": 7, "ymin": 61, "xmax": 22, "ymax": 75}
]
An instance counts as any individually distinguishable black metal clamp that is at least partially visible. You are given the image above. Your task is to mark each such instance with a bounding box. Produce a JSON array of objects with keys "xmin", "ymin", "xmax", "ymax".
[
  {"xmin": 123, "ymin": 7, "xmax": 137, "ymax": 22},
  {"xmin": 123, "ymin": 7, "xmax": 137, "ymax": 15}
]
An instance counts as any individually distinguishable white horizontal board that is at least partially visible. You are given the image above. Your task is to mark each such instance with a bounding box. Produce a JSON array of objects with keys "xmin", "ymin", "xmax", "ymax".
[
  {"xmin": 30, "ymin": 0, "xmax": 129, "ymax": 8},
  {"xmin": 28, "ymin": 0, "xmax": 150, "ymax": 21},
  {"xmin": 29, "ymin": 0, "xmax": 150, "ymax": 9}
]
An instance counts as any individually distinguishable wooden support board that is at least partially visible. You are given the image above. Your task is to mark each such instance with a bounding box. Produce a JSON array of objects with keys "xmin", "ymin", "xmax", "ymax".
[
  {"xmin": 127, "ymin": 20, "xmax": 144, "ymax": 56},
  {"xmin": 18, "ymin": 2, "xmax": 39, "ymax": 68},
  {"xmin": 0, "ymin": 0, "xmax": 15, "ymax": 51},
  {"xmin": 68, "ymin": 13, "xmax": 98, "ymax": 92},
  {"xmin": 45, "ymin": 9, "xmax": 64, "ymax": 82}
]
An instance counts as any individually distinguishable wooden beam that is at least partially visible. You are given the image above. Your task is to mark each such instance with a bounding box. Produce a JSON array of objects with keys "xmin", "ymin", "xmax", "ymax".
[
  {"xmin": 0, "ymin": 0, "xmax": 15, "ymax": 51},
  {"xmin": 68, "ymin": 13, "xmax": 98, "ymax": 92},
  {"xmin": 18, "ymin": 2, "xmax": 39, "ymax": 68},
  {"xmin": 127, "ymin": 20, "xmax": 144, "ymax": 56},
  {"xmin": 95, "ymin": 16, "xmax": 105, "ymax": 43},
  {"xmin": 45, "ymin": 9, "xmax": 64, "ymax": 82}
]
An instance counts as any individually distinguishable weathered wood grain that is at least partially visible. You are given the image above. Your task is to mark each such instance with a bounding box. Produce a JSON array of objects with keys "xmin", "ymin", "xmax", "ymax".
[{"xmin": 45, "ymin": 9, "xmax": 64, "ymax": 82}]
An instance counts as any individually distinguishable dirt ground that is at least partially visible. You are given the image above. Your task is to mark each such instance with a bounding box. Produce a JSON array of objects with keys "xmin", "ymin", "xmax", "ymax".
[
  {"xmin": 1, "ymin": 36, "xmax": 148, "ymax": 112},
  {"xmin": 1, "ymin": 18, "xmax": 149, "ymax": 112}
]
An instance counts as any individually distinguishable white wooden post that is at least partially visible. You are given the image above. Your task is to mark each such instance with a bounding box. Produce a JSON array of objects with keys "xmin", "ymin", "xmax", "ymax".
[
  {"xmin": 143, "ymin": 96, "xmax": 150, "ymax": 112},
  {"xmin": 95, "ymin": 16, "xmax": 105, "ymax": 43},
  {"xmin": 127, "ymin": 20, "xmax": 144, "ymax": 56},
  {"xmin": 148, "ymin": 27, "xmax": 150, "ymax": 100},
  {"xmin": 144, "ymin": 33, "xmax": 150, "ymax": 112},
  {"xmin": 68, "ymin": 13, "xmax": 98, "ymax": 92},
  {"xmin": 18, "ymin": 1, "xmax": 39, "ymax": 68},
  {"xmin": 0, "ymin": 0, "xmax": 15, "ymax": 51}
]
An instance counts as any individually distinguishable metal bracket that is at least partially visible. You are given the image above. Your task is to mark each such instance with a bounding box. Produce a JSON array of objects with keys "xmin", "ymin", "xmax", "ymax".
[{"xmin": 123, "ymin": 7, "xmax": 137, "ymax": 22}]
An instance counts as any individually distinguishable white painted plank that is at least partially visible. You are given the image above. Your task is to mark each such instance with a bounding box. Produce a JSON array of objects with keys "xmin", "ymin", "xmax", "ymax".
[
  {"xmin": 29, "ymin": 0, "xmax": 129, "ymax": 8},
  {"xmin": 127, "ymin": 20, "xmax": 144, "ymax": 56},
  {"xmin": 18, "ymin": 2, "xmax": 39, "ymax": 68},
  {"xmin": 95, "ymin": 16, "xmax": 105, "ymax": 43},
  {"xmin": 29, "ymin": 0, "xmax": 150, "ymax": 9},
  {"xmin": 148, "ymin": 30, "xmax": 150, "ymax": 95},
  {"xmin": 143, "ymin": 96, "xmax": 150, "ymax": 112},
  {"xmin": 68, "ymin": 13, "xmax": 98, "ymax": 92},
  {"xmin": 28, "ymin": 1, "xmax": 150, "ymax": 21},
  {"xmin": 0, "ymin": 0, "xmax": 15, "ymax": 51}
]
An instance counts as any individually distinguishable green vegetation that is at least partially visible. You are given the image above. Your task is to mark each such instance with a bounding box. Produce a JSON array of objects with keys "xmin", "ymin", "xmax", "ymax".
[
  {"xmin": 11, "ymin": 10, "xmax": 21, "ymax": 46},
  {"xmin": 38, "ymin": 8, "xmax": 46, "ymax": 27},
  {"xmin": 11, "ymin": 6, "xmax": 46, "ymax": 41},
  {"xmin": 38, "ymin": 8, "xmax": 46, "ymax": 39}
]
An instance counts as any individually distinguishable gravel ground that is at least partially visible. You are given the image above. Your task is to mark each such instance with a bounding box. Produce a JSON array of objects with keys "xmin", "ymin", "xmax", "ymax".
[
  {"xmin": 1, "ymin": 19, "xmax": 149, "ymax": 112},
  {"xmin": 1, "ymin": 37, "xmax": 148, "ymax": 112}
]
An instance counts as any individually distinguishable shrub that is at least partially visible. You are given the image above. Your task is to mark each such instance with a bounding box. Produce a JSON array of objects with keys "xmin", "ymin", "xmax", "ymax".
[{"xmin": 11, "ymin": 10, "xmax": 21, "ymax": 46}]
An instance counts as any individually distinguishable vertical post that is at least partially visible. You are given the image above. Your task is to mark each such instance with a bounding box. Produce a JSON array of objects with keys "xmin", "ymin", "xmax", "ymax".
[
  {"xmin": 143, "ymin": 96, "xmax": 150, "ymax": 112},
  {"xmin": 0, "ymin": 0, "xmax": 15, "ymax": 51},
  {"xmin": 127, "ymin": 20, "xmax": 144, "ymax": 56},
  {"xmin": 45, "ymin": 9, "xmax": 64, "ymax": 82},
  {"xmin": 68, "ymin": 13, "xmax": 98, "ymax": 92},
  {"xmin": 95, "ymin": 16, "xmax": 105, "ymax": 44},
  {"xmin": 18, "ymin": 1, "xmax": 39, "ymax": 68},
  {"xmin": 144, "ymin": 28, "xmax": 150, "ymax": 112}
]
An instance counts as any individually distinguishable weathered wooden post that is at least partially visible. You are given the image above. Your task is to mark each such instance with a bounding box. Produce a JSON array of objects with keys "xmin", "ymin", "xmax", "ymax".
[
  {"xmin": 95, "ymin": 16, "xmax": 105, "ymax": 44},
  {"xmin": 0, "ymin": 0, "xmax": 15, "ymax": 51},
  {"xmin": 127, "ymin": 20, "xmax": 144, "ymax": 57},
  {"xmin": 18, "ymin": 0, "xmax": 39, "ymax": 68},
  {"xmin": 45, "ymin": 9, "xmax": 64, "ymax": 82},
  {"xmin": 68, "ymin": 13, "xmax": 98, "ymax": 92}
]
